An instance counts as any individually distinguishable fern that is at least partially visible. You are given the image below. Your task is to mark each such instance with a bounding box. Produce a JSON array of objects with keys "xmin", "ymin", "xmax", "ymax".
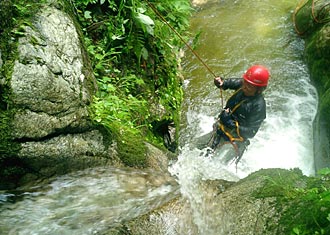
[{"xmin": 73, "ymin": 0, "xmax": 193, "ymax": 162}]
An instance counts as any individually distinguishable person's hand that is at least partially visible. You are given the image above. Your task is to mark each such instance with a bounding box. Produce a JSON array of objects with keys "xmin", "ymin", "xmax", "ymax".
[
  {"xmin": 214, "ymin": 76, "xmax": 223, "ymax": 88},
  {"xmin": 220, "ymin": 109, "xmax": 235, "ymax": 129},
  {"xmin": 219, "ymin": 109, "xmax": 230, "ymax": 122}
]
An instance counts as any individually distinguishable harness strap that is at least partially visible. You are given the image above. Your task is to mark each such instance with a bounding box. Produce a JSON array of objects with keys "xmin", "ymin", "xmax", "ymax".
[
  {"xmin": 218, "ymin": 96, "xmax": 245, "ymax": 158},
  {"xmin": 221, "ymin": 87, "xmax": 246, "ymax": 142},
  {"xmin": 219, "ymin": 122, "xmax": 244, "ymax": 142},
  {"xmin": 231, "ymin": 99, "xmax": 244, "ymax": 114}
]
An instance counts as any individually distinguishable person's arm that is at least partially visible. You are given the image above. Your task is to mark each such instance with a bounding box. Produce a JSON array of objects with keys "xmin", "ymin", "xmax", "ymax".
[{"xmin": 214, "ymin": 77, "xmax": 242, "ymax": 90}]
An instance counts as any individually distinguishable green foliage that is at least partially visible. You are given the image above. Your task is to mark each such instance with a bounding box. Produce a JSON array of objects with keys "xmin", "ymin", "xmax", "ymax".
[
  {"xmin": 92, "ymin": 73, "xmax": 149, "ymax": 129},
  {"xmin": 255, "ymin": 168, "xmax": 330, "ymax": 234},
  {"xmin": 89, "ymin": 71, "xmax": 150, "ymax": 166},
  {"xmin": 72, "ymin": 0, "xmax": 193, "ymax": 162}
]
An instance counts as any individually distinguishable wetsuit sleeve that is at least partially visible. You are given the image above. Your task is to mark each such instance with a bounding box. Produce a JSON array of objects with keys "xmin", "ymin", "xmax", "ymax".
[
  {"xmin": 237, "ymin": 98, "xmax": 266, "ymax": 139},
  {"xmin": 222, "ymin": 78, "xmax": 243, "ymax": 90}
]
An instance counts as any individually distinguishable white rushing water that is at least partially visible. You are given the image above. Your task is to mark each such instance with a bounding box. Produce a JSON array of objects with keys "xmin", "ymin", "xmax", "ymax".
[
  {"xmin": 168, "ymin": 0, "xmax": 318, "ymax": 233},
  {"xmin": 0, "ymin": 167, "xmax": 179, "ymax": 234}
]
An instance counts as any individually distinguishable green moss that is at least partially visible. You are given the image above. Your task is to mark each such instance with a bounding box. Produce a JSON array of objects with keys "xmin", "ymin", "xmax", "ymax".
[
  {"xmin": 117, "ymin": 137, "xmax": 147, "ymax": 168},
  {"xmin": 110, "ymin": 125, "xmax": 147, "ymax": 167},
  {"xmin": 253, "ymin": 168, "xmax": 330, "ymax": 234},
  {"xmin": 252, "ymin": 168, "xmax": 306, "ymax": 199}
]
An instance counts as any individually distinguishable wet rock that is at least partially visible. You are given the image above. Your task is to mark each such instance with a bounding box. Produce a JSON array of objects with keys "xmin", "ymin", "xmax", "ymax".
[
  {"xmin": 294, "ymin": 1, "xmax": 330, "ymax": 170},
  {"xmin": 119, "ymin": 169, "xmax": 307, "ymax": 235},
  {"xmin": 10, "ymin": 7, "xmax": 95, "ymax": 139},
  {"xmin": 0, "ymin": 3, "xmax": 120, "ymax": 188}
]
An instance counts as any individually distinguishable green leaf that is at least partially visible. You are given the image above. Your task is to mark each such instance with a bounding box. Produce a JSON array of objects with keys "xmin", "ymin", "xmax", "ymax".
[
  {"xmin": 292, "ymin": 227, "xmax": 300, "ymax": 235},
  {"xmin": 111, "ymin": 35, "xmax": 125, "ymax": 40},
  {"xmin": 317, "ymin": 168, "xmax": 330, "ymax": 176},
  {"xmin": 84, "ymin": 11, "xmax": 92, "ymax": 19},
  {"xmin": 141, "ymin": 47, "xmax": 148, "ymax": 60},
  {"xmin": 135, "ymin": 13, "xmax": 154, "ymax": 35}
]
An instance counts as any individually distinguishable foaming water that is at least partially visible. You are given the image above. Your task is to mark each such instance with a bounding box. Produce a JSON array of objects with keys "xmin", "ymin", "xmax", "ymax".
[
  {"xmin": 170, "ymin": 0, "xmax": 318, "ymax": 233},
  {"xmin": 177, "ymin": 0, "xmax": 317, "ymax": 178},
  {"xmin": 168, "ymin": 146, "xmax": 238, "ymax": 234},
  {"xmin": 0, "ymin": 167, "xmax": 179, "ymax": 234}
]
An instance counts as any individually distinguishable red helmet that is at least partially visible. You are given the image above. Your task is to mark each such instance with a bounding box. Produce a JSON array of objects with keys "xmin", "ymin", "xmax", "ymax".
[{"xmin": 243, "ymin": 65, "xmax": 270, "ymax": 87}]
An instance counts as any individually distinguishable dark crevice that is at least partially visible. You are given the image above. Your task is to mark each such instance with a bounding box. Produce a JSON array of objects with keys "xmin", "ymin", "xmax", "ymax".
[{"xmin": 14, "ymin": 125, "xmax": 94, "ymax": 143}]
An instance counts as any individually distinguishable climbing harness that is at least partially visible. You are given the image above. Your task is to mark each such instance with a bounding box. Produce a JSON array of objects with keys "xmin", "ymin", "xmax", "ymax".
[
  {"xmin": 293, "ymin": 0, "xmax": 330, "ymax": 36},
  {"xmin": 206, "ymin": 127, "xmax": 247, "ymax": 171},
  {"xmin": 145, "ymin": 0, "xmax": 224, "ymax": 107},
  {"xmin": 207, "ymin": 89, "xmax": 248, "ymax": 168}
]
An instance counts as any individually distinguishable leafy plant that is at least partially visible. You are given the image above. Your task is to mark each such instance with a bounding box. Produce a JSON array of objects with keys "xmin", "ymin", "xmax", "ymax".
[
  {"xmin": 255, "ymin": 168, "xmax": 330, "ymax": 235},
  {"xmin": 92, "ymin": 73, "xmax": 149, "ymax": 130},
  {"xmin": 72, "ymin": 0, "xmax": 193, "ymax": 161}
]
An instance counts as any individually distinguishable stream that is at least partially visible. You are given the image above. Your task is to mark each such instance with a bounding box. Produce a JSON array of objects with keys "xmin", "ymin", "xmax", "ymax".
[{"xmin": 0, "ymin": 0, "xmax": 318, "ymax": 234}]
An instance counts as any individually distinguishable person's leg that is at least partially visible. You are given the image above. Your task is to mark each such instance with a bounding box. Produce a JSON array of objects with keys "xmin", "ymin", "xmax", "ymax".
[
  {"xmin": 210, "ymin": 127, "xmax": 230, "ymax": 150},
  {"xmin": 233, "ymin": 140, "xmax": 250, "ymax": 164},
  {"xmin": 210, "ymin": 133, "xmax": 221, "ymax": 149}
]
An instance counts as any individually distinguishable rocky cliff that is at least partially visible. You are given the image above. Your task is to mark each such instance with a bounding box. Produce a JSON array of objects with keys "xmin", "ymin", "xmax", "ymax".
[
  {"xmin": 0, "ymin": 2, "xmax": 124, "ymax": 188},
  {"xmin": 293, "ymin": 0, "xmax": 330, "ymax": 170},
  {"xmin": 0, "ymin": 1, "xmax": 176, "ymax": 188}
]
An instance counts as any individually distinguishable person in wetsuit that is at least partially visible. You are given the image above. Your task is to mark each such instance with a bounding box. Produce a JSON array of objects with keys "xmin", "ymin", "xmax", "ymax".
[{"xmin": 210, "ymin": 65, "xmax": 270, "ymax": 159}]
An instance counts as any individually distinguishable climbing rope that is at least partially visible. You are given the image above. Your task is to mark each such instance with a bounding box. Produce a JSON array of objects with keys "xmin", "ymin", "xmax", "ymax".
[
  {"xmin": 146, "ymin": 0, "xmax": 250, "ymax": 165},
  {"xmin": 145, "ymin": 0, "xmax": 224, "ymax": 107},
  {"xmin": 312, "ymin": 1, "xmax": 330, "ymax": 23},
  {"xmin": 293, "ymin": 0, "xmax": 330, "ymax": 36}
]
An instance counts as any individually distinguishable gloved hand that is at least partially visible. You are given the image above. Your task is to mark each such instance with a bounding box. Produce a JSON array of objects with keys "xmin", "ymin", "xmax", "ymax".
[
  {"xmin": 214, "ymin": 77, "xmax": 223, "ymax": 88},
  {"xmin": 220, "ymin": 109, "xmax": 236, "ymax": 129}
]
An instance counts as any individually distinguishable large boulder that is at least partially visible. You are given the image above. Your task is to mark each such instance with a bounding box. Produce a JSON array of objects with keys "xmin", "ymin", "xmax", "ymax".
[
  {"xmin": 0, "ymin": 4, "xmax": 122, "ymax": 187},
  {"xmin": 10, "ymin": 6, "xmax": 95, "ymax": 139}
]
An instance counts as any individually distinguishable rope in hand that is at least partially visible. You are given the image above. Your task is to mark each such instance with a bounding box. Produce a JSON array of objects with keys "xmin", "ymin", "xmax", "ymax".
[
  {"xmin": 146, "ymin": 1, "xmax": 263, "ymax": 168},
  {"xmin": 146, "ymin": 0, "xmax": 249, "ymax": 165},
  {"xmin": 145, "ymin": 0, "xmax": 224, "ymax": 107}
]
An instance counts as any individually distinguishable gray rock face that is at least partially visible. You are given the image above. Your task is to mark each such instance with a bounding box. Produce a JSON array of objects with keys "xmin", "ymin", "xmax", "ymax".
[
  {"xmin": 3, "ymin": 5, "xmax": 122, "ymax": 182},
  {"xmin": 11, "ymin": 7, "xmax": 93, "ymax": 140}
]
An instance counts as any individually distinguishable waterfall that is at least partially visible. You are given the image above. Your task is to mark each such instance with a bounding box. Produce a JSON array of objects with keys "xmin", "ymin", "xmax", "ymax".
[{"xmin": 168, "ymin": 0, "xmax": 318, "ymax": 233}]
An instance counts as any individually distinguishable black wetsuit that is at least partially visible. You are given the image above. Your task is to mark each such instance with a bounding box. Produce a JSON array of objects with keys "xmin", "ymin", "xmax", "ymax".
[{"xmin": 221, "ymin": 78, "xmax": 266, "ymax": 139}]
